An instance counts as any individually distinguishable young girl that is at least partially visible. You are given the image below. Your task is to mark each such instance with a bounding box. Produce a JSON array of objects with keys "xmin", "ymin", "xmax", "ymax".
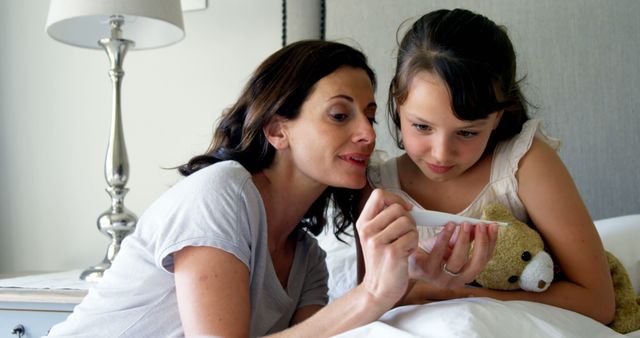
[
  {"xmin": 365, "ymin": 8, "xmax": 615, "ymax": 324},
  {"xmin": 48, "ymin": 40, "xmax": 443, "ymax": 337}
]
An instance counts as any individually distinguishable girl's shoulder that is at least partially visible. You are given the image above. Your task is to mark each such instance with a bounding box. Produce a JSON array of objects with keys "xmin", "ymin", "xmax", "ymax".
[
  {"xmin": 518, "ymin": 137, "xmax": 565, "ymax": 178},
  {"xmin": 367, "ymin": 151, "xmax": 400, "ymax": 189},
  {"xmin": 492, "ymin": 119, "xmax": 561, "ymax": 178}
]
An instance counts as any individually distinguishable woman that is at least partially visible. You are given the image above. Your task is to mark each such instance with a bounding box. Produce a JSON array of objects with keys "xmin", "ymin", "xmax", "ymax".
[{"xmin": 48, "ymin": 40, "xmax": 467, "ymax": 337}]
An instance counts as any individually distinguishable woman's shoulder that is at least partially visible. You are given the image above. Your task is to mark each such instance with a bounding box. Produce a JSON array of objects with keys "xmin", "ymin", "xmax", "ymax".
[
  {"xmin": 191, "ymin": 160, "xmax": 250, "ymax": 181},
  {"xmin": 297, "ymin": 231, "xmax": 328, "ymax": 263},
  {"xmin": 301, "ymin": 231, "xmax": 325, "ymax": 251},
  {"xmin": 178, "ymin": 160, "xmax": 253, "ymax": 194},
  {"xmin": 147, "ymin": 161, "xmax": 256, "ymax": 218}
]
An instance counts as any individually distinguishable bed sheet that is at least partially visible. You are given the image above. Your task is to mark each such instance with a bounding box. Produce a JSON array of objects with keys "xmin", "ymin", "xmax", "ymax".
[
  {"xmin": 333, "ymin": 297, "xmax": 630, "ymax": 338},
  {"xmin": 316, "ymin": 214, "xmax": 640, "ymax": 337}
]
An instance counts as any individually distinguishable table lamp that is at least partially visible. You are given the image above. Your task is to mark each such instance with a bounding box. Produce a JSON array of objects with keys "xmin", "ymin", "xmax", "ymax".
[{"xmin": 45, "ymin": 0, "xmax": 185, "ymax": 281}]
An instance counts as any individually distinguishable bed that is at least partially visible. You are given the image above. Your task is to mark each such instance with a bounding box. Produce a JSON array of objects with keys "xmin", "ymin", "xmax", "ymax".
[{"xmin": 316, "ymin": 214, "xmax": 640, "ymax": 337}]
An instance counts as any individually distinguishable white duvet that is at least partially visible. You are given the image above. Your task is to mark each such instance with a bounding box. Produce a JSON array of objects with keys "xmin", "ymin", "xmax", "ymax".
[
  {"xmin": 334, "ymin": 298, "xmax": 629, "ymax": 338},
  {"xmin": 317, "ymin": 214, "xmax": 640, "ymax": 338}
]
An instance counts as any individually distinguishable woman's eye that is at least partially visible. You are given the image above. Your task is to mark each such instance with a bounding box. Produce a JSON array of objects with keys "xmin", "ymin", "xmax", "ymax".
[
  {"xmin": 367, "ymin": 117, "xmax": 377, "ymax": 125},
  {"xmin": 458, "ymin": 130, "xmax": 478, "ymax": 138},
  {"xmin": 329, "ymin": 112, "xmax": 349, "ymax": 122}
]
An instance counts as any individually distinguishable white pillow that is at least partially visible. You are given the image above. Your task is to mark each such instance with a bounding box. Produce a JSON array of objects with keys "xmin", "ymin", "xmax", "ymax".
[
  {"xmin": 594, "ymin": 214, "xmax": 640, "ymax": 294},
  {"xmin": 315, "ymin": 229, "xmax": 357, "ymax": 302},
  {"xmin": 334, "ymin": 298, "xmax": 624, "ymax": 338},
  {"xmin": 317, "ymin": 214, "xmax": 640, "ymax": 302}
]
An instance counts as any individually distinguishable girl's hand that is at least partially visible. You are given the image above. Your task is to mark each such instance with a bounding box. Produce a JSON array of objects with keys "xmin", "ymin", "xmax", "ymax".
[
  {"xmin": 356, "ymin": 189, "xmax": 419, "ymax": 309},
  {"xmin": 408, "ymin": 222, "xmax": 498, "ymax": 289}
]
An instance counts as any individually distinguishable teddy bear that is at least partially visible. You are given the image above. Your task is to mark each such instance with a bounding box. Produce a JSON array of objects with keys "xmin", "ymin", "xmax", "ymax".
[
  {"xmin": 477, "ymin": 203, "xmax": 640, "ymax": 334},
  {"xmin": 474, "ymin": 203, "xmax": 553, "ymax": 292}
]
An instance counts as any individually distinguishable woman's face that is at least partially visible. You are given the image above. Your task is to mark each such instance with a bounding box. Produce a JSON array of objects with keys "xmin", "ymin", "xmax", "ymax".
[
  {"xmin": 398, "ymin": 71, "xmax": 501, "ymax": 183},
  {"xmin": 281, "ymin": 66, "xmax": 377, "ymax": 189}
]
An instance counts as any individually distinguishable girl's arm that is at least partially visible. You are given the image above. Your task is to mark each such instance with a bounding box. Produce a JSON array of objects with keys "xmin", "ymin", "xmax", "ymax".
[
  {"xmin": 175, "ymin": 189, "xmax": 419, "ymax": 337},
  {"xmin": 503, "ymin": 137, "xmax": 614, "ymax": 323},
  {"xmin": 443, "ymin": 138, "xmax": 615, "ymax": 324}
]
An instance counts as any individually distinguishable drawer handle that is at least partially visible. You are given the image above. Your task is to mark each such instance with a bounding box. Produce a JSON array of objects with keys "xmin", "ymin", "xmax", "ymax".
[{"xmin": 11, "ymin": 324, "xmax": 25, "ymax": 337}]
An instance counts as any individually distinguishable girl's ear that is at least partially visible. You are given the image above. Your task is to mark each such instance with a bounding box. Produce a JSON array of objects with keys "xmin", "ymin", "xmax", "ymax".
[
  {"xmin": 263, "ymin": 115, "xmax": 289, "ymax": 150},
  {"xmin": 493, "ymin": 110, "xmax": 504, "ymax": 130}
]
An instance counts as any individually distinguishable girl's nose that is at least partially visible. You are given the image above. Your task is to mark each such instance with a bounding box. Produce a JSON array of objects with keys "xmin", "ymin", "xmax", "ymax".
[{"xmin": 431, "ymin": 134, "xmax": 453, "ymax": 162}]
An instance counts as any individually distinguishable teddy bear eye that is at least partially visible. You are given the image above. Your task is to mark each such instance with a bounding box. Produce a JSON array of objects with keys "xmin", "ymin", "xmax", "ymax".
[
  {"xmin": 521, "ymin": 251, "xmax": 532, "ymax": 262},
  {"xmin": 508, "ymin": 275, "xmax": 519, "ymax": 283}
]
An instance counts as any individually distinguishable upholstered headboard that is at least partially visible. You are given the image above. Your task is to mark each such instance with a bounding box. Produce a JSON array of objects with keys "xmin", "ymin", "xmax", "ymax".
[{"xmin": 326, "ymin": 0, "xmax": 640, "ymax": 220}]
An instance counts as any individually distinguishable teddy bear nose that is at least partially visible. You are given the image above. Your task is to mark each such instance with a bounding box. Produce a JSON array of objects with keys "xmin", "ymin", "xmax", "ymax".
[{"xmin": 520, "ymin": 251, "xmax": 553, "ymax": 292}]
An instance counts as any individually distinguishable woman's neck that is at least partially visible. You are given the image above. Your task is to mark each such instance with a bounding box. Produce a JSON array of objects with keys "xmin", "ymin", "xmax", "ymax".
[{"xmin": 252, "ymin": 163, "xmax": 326, "ymax": 251}]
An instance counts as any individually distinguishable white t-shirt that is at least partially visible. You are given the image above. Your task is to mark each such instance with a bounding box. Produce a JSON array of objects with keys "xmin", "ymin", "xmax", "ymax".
[{"xmin": 48, "ymin": 161, "xmax": 329, "ymax": 338}]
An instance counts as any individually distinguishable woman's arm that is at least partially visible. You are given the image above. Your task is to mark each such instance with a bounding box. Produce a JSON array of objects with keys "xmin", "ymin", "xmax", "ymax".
[
  {"xmin": 174, "ymin": 246, "xmax": 251, "ymax": 338},
  {"xmin": 355, "ymin": 185, "xmax": 373, "ymax": 284},
  {"xmin": 271, "ymin": 189, "xmax": 419, "ymax": 337},
  {"xmin": 355, "ymin": 187, "xmax": 498, "ymax": 303},
  {"xmin": 175, "ymin": 189, "xmax": 419, "ymax": 337}
]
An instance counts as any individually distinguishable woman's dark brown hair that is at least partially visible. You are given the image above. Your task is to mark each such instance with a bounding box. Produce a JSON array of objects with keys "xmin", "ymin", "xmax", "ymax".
[{"xmin": 179, "ymin": 40, "xmax": 376, "ymax": 239}]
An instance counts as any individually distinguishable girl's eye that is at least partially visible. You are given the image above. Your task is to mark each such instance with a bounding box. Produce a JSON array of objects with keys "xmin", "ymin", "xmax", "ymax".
[
  {"xmin": 412, "ymin": 123, "xmax": 430, "ymax": 132},
  {"xmin": 458, "ymin": 130, "xmax": 478, "ymax": 138},
  {"xmin": 367, "ymin": 117, "xmax": 377, "ymax": 125}
]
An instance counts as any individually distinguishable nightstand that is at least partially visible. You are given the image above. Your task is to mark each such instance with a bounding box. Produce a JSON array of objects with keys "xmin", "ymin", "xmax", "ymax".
[{"xmin": 0, "ymin": 271, "xmax": 90, "ymax": 338}]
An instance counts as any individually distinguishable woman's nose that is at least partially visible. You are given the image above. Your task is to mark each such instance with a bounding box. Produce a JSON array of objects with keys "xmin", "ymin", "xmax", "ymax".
[{"xmin": 353, "ymin": 115, "xmax": 376, "ymax": 145}]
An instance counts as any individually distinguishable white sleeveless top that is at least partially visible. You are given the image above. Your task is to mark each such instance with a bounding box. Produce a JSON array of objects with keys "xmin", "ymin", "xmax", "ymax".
[{"xmin": 367, "ymin": 119, "xmax": 561, "ymax": 239}]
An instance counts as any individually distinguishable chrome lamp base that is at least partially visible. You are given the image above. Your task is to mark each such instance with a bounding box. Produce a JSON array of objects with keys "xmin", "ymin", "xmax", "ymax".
[
  {"xmin": 81, "ymin": 187, "xmax": 137, "ymax": 282},
  {"xmin": 80, "ymin": 16, "xmax": 138, "ymax": 281}
]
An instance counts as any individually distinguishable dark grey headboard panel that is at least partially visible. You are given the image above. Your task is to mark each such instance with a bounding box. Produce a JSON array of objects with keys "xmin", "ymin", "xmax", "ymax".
[{"xmin": 327, "ymin": 0, "xmax": 640, "ymax": 219}]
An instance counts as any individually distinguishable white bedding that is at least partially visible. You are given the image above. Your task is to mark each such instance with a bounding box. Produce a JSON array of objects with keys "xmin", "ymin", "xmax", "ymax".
[{"xmin": 316, "ymin": 214, "xmax": 640, "ymax": 337}]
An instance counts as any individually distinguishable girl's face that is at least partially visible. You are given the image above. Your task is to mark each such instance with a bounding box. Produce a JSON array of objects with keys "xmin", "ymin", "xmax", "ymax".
[
  {"xmin": 279, "ymin": 66, "xmax": 377, "ymax": 189},
  {"xmin": 398, "ymin": 71, "xmax": 501, "ymax": 183}
]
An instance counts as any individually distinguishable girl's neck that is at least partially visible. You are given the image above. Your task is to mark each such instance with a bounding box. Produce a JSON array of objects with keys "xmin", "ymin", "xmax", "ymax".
[{"xmin": 398, "ymin": 153, "xmax": 492, "ymax": 214}]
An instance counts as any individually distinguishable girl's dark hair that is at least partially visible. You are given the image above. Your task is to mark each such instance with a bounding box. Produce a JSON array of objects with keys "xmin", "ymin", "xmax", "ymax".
[
  {"xmin": 389, "ymin": 8, "xmax": 530, "ymax": 151},
  {"xmin": 179, "ymin": 40, "xmax": 376, "ymax": 239}
]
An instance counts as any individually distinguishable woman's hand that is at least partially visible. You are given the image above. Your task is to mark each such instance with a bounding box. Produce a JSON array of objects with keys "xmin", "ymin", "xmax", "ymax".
[
  {"xmin": 408, "ymin": 222, "xmax": 499, "ymax": 289},
  {"xmin": 356, "ymin": 188, "xmax": 419, "ymax": 309}
]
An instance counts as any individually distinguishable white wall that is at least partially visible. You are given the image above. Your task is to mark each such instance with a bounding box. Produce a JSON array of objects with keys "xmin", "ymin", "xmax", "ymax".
[
  {"xmin": 5, "ymin": 0, "xmax": 637, "ymax": 275},
  {"xmin": 0, "ymin": 1, "xmax": 282, "ymax": 273},
  {"xmin": 326, "ymin": 0, "xmax": 640, "ymax": 221}
]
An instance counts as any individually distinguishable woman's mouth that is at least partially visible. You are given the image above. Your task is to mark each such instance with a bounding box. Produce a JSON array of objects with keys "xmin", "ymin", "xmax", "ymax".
[{"xmin": 339, "ymin": 154, "xmax": 370, "ymax": 168}]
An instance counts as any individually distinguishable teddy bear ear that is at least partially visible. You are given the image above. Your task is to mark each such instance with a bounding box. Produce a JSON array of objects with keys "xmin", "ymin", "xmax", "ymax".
[{"xmin": 481, "ymin": 203, "xmax": 512, "ymax": 222}]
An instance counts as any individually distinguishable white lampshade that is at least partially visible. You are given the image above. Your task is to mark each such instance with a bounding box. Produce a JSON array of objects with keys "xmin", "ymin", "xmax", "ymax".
[{"xmin": 46, "ymin": 0, "xmax": 185, "ymax": 50}]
